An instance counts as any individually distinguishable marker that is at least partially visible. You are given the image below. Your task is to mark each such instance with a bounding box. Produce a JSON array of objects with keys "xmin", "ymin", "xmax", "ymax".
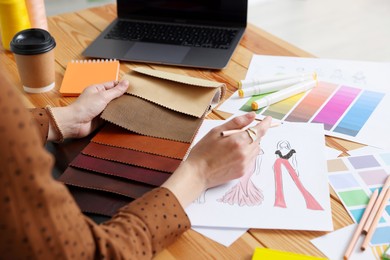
[
  {"xmin": 238, "ymin": 72, "xmax": 316, "ymax": 89},
  {"xmin": 238, "ymin": 73, "xmax": 317, "ymax": 98},
  {"xmin": 251, "ymin": 79, "xmax": 317, "ymax": 110}
]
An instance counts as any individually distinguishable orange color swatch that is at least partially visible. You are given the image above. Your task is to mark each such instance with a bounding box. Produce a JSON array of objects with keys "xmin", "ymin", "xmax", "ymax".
[{"xmin": 60, "ymin": 60, "xmax": 119, "ymax": 96}]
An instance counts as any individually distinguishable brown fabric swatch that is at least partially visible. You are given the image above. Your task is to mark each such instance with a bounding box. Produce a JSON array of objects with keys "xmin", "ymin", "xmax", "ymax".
[
  {"xmin": 101, "ymin": 94, "xmax": 204, "ymax": 143},
  {"xmin": 59, "ymin": 167, "xmax": 154, "ymax": 199},
  {"xmin": 125, "ymin": 68, "xmax": 223, "ymax": 118},
  {"xmin": 81, "ymin": 142, "xmax": 181, "ymax": 173},
  {"xmin": 71, "ymin": 153, "xmax": 171, "ymax": 186},
  {"xmin": 92, "ymin": 124, "xmax": 190, "ymax": 159},
  {"xmin": 67, "ymin": 186, "xmax": 132, "ymax": 217}
]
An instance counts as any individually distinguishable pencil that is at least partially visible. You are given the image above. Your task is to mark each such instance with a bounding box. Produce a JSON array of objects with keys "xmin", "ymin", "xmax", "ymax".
[
  {"xmin": 343, "ymin": 189, "xmax": 379, "ymax": 259},
  {"xmin": 221, "ymin": 122, "xmax": 281, "ymax": 137},
  {"xmin": 362, "ymin": 175, "xmax": 390, "ymax": 234},
  {"xmin": 361, "ymin": 187, "xmax": 390, "ymax": 251}
]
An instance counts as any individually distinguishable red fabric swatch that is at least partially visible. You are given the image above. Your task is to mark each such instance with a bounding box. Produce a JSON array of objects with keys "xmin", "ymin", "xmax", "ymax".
[{"xmin": 70, "ymin": 153, "xmax": 171, "ymax": 186}]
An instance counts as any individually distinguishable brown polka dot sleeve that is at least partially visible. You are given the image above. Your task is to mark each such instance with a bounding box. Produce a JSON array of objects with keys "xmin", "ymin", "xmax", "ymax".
[
  {"xmin": 28, "ymin": 108, "xmax": 50, "ymax": 144},
  {"xmin": 0, "ymin": 75, "xmax": 190, "ymax": 259}
]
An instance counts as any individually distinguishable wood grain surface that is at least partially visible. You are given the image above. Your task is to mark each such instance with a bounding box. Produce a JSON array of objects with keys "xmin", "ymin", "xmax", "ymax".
[{"xmin": 0, "ymin": 4, "xmax": 362, "ymax": 258}]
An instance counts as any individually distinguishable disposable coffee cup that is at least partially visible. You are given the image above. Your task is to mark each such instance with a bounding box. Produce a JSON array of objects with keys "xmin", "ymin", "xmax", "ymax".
[{"xmin": 10, "ymin": 28, "xmax": 56, "ymax": 93}]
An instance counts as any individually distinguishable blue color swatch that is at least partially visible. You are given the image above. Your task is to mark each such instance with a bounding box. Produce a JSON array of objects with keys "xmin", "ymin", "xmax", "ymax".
[
  {"xmin": 371, "ymin": 226, "xmax": 390, "ymax": 245},
  {"xmin": 333, "ymin": 90, "xmax": 384, "ymax": 136}
]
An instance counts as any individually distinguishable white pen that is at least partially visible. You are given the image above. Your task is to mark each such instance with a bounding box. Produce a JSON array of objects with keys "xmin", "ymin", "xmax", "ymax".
[
  {"xmin": 238, "ymin": 73, "xmax": 317, "ymax": 98},
  {"xmin": 238, "ymin": 72, "xmax": 316, "ymax": 89},
  {"xmin": 251, "ymin": 79, "xmax": 318, "ymax": 110}
]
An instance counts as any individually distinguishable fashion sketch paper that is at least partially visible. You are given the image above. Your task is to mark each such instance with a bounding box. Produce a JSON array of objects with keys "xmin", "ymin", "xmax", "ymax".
[{"xmin": 186, "ymin": 122, "xmax": 333, "ymax": 231}]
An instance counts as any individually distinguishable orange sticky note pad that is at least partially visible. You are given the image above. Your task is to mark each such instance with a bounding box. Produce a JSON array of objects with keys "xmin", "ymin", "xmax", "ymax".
[
  {"xmin": 252, "ymin": 248, "xmax": 326, "ymax": 260},
  {"xmin": 60, "ymin": 60, "xmax": 120, "ymax": 96}
]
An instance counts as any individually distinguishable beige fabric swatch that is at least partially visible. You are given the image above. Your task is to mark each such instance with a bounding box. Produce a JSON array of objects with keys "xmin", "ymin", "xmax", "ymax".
[
  {"xmin": 124, "ymin": 67, "xmax": 225, "ymax": 118},
  {"xmin": 101, "ymin": 95, "xmax": 204, "ymax": 143}
]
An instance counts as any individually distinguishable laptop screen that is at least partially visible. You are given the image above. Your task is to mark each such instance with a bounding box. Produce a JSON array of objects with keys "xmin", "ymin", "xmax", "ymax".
[{"xmin": 117, "ymin": 0, "xmax": 247, "ymax": 26}]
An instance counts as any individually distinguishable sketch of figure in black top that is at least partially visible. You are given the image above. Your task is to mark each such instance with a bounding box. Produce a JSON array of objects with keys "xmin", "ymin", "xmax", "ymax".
[{"xmin": 273, "ymin": 140, "xmax": 323, "ymax": 210}]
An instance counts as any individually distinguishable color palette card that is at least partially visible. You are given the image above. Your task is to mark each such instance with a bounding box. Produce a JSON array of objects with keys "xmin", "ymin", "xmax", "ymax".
[
  {"xmin": 327, "ymin": 152, "xmax": 390, "ymax": 246},
  {"xmin": 218, "ymin": 55, "xmax": 390, "ymax": 149}
]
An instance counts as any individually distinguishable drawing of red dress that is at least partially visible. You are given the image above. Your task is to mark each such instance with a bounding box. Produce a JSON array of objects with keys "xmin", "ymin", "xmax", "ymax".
[
  {"xmin": 273, "ymin": 147, "xmax": 323, "ymax": 210},
  {"xmin": 218, "ymin": 152, "xmax": 264, "ymax": 207}
]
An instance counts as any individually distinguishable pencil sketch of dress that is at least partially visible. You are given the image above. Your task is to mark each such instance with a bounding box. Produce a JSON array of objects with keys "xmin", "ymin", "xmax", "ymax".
[
  {"xmin": 273, "ymin": 140, "xmax": 323, "ymax": 210},
  {"xmin": 217, "ymin": 150, "xmax": 264, "ymax": 207}
]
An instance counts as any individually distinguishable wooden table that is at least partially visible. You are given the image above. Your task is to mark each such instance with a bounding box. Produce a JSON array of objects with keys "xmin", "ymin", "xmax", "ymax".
[{"xmin": 1, "ymin": 4, "xmax": 364, "ymax": 259}]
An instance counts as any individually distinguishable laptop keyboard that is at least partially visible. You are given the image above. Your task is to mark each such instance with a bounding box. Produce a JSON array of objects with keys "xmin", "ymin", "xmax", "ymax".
[{"xmin": 105, "ymin": 20, "xmax": 239, "ymax": 49}]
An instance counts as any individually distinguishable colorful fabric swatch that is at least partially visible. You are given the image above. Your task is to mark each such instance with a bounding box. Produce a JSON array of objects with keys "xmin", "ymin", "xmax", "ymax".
[
  {"xmin": 61, "ymin": 67, "xmax": 225, "ymax": 220},
  {"xmin": 67, "ymin": 186, "xmax": 131, "ymax": 217},
  {"xmin": 101, "ymin": 94, "xmax": 203, "ymax": 143},
  {"xmin": 82, "ymin": 142, "xmax": 181, "ymax": 173},
  {"xmin": 125, "ymin": 68, "xmax": 224, "ymax": 118},
  {"xmin": 327, "ymin": 151, "xmax": 390, "ymax": 246},
  {"xmin": 70, "ymin": 154, "xmax": 171, "ymax": 186},
  {"xmin": 92, "ymin": 124, "xmax": 190, "ymax": 159},
  {"xmin": 59, "ymin": 166, "xmax": 154, "ymax": 199}
]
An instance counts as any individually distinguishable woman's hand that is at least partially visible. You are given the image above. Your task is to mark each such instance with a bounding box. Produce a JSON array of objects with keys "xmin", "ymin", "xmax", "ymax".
[
  {"xmin": 48, "ymin": 80, "xmax": 129, "ymax": 141},
  {"xmin": 162, "ymin": 113, "xmax": 272, "ymax": 208}
]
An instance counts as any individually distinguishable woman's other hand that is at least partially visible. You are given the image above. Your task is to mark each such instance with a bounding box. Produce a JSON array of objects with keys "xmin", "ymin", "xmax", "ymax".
[{"xmin": 48, "ymin": 80, "xmax": 128, "ymax": 141}]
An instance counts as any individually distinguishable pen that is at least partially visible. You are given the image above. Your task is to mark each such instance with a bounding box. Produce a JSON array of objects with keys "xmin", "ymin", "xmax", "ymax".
[
  {"xmin": 361, "ymin": 188, "xmax": 390, "ymax": 251},
  {"xmin": 238, "ymin": 73, "xmax": 317, "ymax": 98},
  {"xmin": 343, "ymin": 189, "xmax": 379, "ymax": 259},
  {"xmin": 238, "ymin": 72, "xmax": 316, "ymax": 89},
  {"xmin": 251, "ymin": 79, "xmax": 318, "ymax": 111}
]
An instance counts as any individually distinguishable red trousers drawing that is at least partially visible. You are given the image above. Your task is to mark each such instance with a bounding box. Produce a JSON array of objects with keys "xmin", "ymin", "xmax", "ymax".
[{"xmin": 273, "ymin": 158, "xmax": 323, "ymax": 210}]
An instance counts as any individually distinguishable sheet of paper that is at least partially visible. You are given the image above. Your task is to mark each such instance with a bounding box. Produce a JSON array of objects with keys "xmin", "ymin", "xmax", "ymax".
[
  {"xmin": 218, "ymin": 55, "xmax": 390, "ymax": 149},
  {"xmin": 189, "ymin": 120, "xmax": 249, "ymax": 246},
  {"xmin": 327, "ymin": 152, "xmax": 390, "ymax": 246},
  {"xmin": 326, "ymin": 146, "xmax": 342, "ymax": 159},
  {"xmin": 348, "ymin": 146, "xmax": 383, "ymax": 157},
  {"xmin": 186, "ymin": 122, "xmax": 333, "ymax": 231},
  {"xmin": 311, "ymin": 224, "xmax": 378, "ymax": 260},
  {"xmin": 192, "ymin": 226, "xmax": 247, "ymax": 247}
]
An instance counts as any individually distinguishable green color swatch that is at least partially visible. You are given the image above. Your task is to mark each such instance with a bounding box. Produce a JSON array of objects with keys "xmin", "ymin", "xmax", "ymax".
[{"xmin": 338, "ymin": 190, "xmax": 369, "ymax": 207}]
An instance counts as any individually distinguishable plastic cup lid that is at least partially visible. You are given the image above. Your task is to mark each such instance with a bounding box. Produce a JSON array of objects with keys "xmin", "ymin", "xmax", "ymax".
[{"xmin": 10, "ymin": 28, "xmax": 56, "ymax": 55}]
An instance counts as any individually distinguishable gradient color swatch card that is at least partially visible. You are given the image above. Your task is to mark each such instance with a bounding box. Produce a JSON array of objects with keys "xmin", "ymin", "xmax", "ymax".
[
  {"xmin": 327, "ymin": 152, "xmax": 390, "ymax": 246},
  {"xmin": 218, "ymin": 55, "xmax": 390, "ymax": 149},
  {"xmin": 186, "ymin": 122, "xmax": 333, "ymax": 231}
]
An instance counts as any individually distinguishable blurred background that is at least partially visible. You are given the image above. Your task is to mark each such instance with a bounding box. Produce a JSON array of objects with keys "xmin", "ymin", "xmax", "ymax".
[{"xmin": 45, "ymin": 0, "xmax": 390, "ymax": 62}]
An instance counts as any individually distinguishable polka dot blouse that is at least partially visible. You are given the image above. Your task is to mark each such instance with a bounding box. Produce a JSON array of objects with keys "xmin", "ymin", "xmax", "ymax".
[{"xmin": 0, "ymin": 78, "xmax": 190, "ymax": 259}]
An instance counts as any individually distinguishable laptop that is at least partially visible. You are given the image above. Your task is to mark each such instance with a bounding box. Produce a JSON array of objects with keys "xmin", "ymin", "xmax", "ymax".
[{"xmin": 82, "ymin": 0, "xmax": 247, "ymax": 69}]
